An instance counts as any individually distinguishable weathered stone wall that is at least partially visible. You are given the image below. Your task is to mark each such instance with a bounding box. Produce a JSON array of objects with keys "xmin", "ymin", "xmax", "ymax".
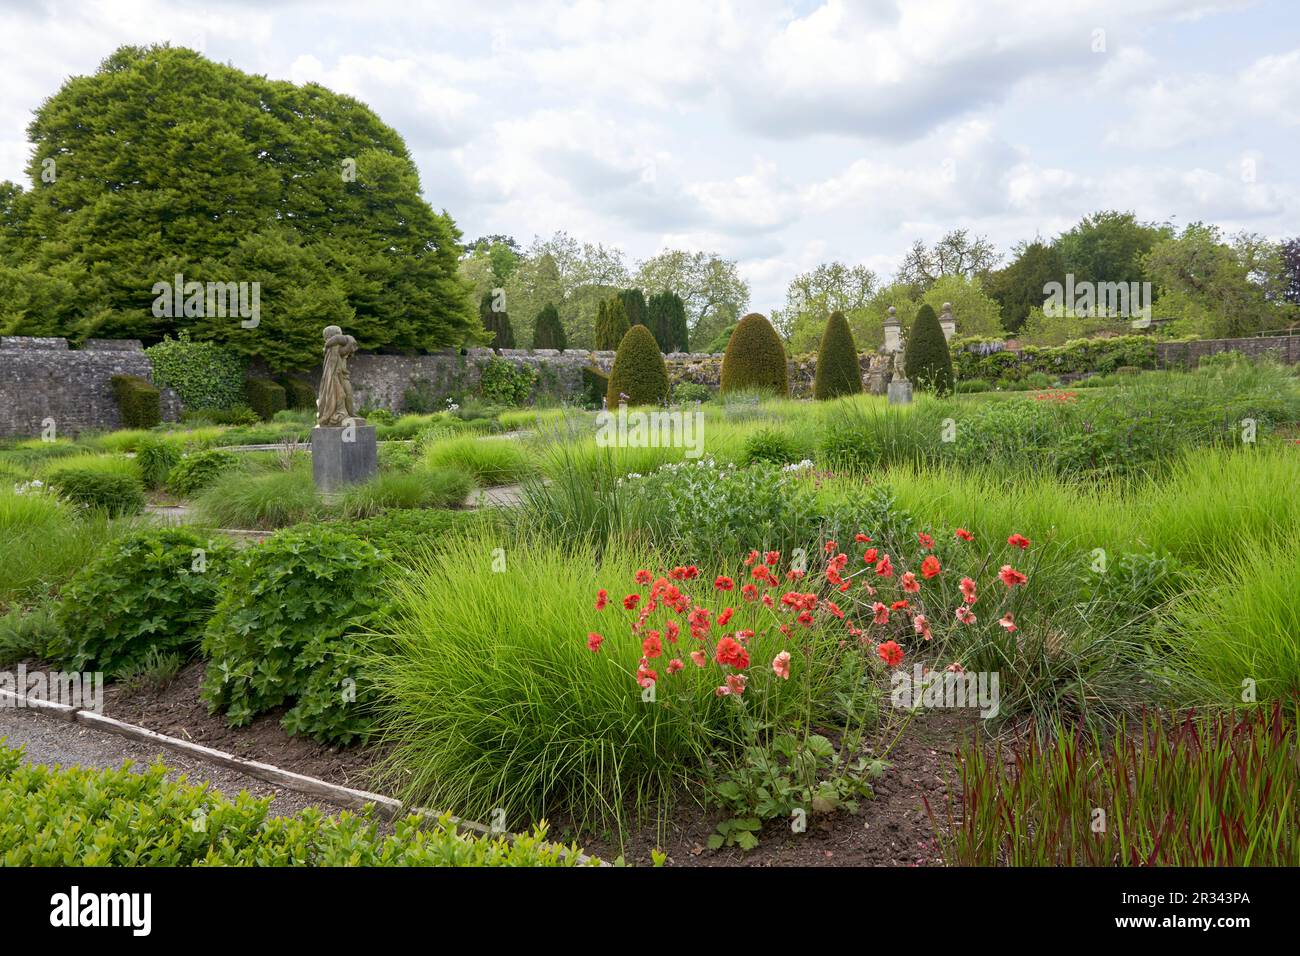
[
  {"xmin": 0, "ymin": 337, "xmax": 181, "ymax": 438},
  {"xmin": 1156, "ymin": 335, "xmax": 1300, "ymax": 368}
]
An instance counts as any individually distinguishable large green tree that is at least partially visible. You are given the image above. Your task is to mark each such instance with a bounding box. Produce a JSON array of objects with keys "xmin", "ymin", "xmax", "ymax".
[
  {"xmin": 984, "ymin": 240, "xmax": 1065, "ymax": 333},
  {"xmin": 0, "ymin": 44, "xmax": 478, "ymax": 370}
]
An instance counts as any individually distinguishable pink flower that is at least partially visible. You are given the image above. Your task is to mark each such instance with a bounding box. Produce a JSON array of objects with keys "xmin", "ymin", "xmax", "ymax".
[
  {"xmin": 872, "ymin": 602, "xmax": 890, "ymax": 625},
  {"xmin": 913, "ymin": 614, "xmax": 932, "ymax": 641},
  {"xmin": 956, "ymin": 605, "xmax": 977, "ymax": 625},
  {"xmin": 726, "ymin": 673, "xmax": 747, "ymax": 696},
  {"xmin": 901, "ymin": 571, "xmax": 920, "ymax": 594},
  {"xmin": 917, "ymin": 531, "xmax": 934, "ymax": 549},
  {"xmin": 667, "ymin": 658, "xmax": 685, "ymax": 675},
  {"xmin": 642, "ymin": 634, "xmax": 663, "ymax": 659},
  {"xmin": 586, "ymin": 632, "xmax": 604, "ymax": 652},
  {"xmin": 998, "ymin": 613, "xmax": 1017, "ymax": 632},
  {"xmin": 874, "ymin": 554, "xmax": 894, "ymax": 578},
  {"xmin": 999, "ymin": 565, "xmax": 1027, "ymax": 587},
  {"xmin": 946, "ymin": 662, "xmax": 965, "ymax": 674},
  {"xmin": 959, "ymin": 576, "xmax": 978, "ymax": 605},
  {"xmin": 1007, "ymin": 533, "xmax": 1031, "ymax": 550},
  {"xmin": 690, "ymin": 650, "xmax": 708, "ymax": 668},
  {"xmin": 772, "ymin": 651, "xmax": 791, "ymax": 680}
]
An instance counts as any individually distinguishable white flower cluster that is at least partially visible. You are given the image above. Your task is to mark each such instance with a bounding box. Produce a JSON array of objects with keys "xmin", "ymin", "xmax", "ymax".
[
  {"xmin": 782, "ymin": 459, "xmax": 815, "ymax": 472},
  {"xmin": 13, "ymin": 479, "xmax": 46, "ymax": 495}
]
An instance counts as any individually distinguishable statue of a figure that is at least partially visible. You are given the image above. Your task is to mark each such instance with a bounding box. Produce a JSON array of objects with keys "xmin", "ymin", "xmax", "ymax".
[
  {"xmin": 316, "ymin": 325, "xmax": 363, "ymax": 427},
  {"xmin": 892, "ymin": 348, "xmax": 908, "ymax": 381}
]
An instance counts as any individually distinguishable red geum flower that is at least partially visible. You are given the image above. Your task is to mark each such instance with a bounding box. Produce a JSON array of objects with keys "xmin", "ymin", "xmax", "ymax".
[
  {"xmin": 901, "ymin": 571, "xmax": 920, "ymax": 593},
  {"xmin": 665, "ymin": 620, "xmax": 680, "ymax": 642},
  {"xmin": 891, "ymin": 599, "xmax": 909, "ymax": 611},
  {"xmin": 737, "ymin": 629, "xmax": 755, "ymax": 641},
  {"xmin": 690, "ymin": 650, "xmax": 708, "ymax": 667},
  {"xmin": 685, "ymin": 565, "xmax": 700, "ymax": 579},
  {"xmin": 642, "ymin": 634, "xmax": 662, "ymax": 659},
  {"xmin": 764, "ymin": 550, "xmax": 781, "ymax": 566},
  {"xmin": 786, "ymin": 569, "xmax": 805, "ymax": 581},
  {"xmin": 715, "ymin": 636, "xmax": 750, "ymax": 669},
  {"xmin": 717, "ymin": 607, "xmax": 734, "ymax": 626},
  {"xmin": 587, "ymin": 632, "xmax": 604, "ymax": 652},
  {"xmin": 595, "ymin": 589, "xmax": 608, "ymax": 610},
  {"xmin": 959, "ymin": 576, "xmax": 978, "ymax": 605},
  {"xmin": 917, "ymin": 532, "xmax": 934, "ymax": 549},
  {"xmin": 744, "ymin": 549, "xmax": 759, "ymax": 566},
  {"xmin": 998, "ymin": 613, "xmax": 1017, "ymax": 632},
  {"xmin": 913, "ymin": 614, "xmax": 932, "ymax": 641},
  {"xmin": 875, "ymin": 555, "xmax": 894, "ymax": 578},
  {"xmin": 714, "ymin": 575, "xmax": 734, "ymax": 591},
  {"xmin": 999, "ymin": 565, "xmax": 1027, "ymax": 587},
  {"xmin": 623, "ymin": 593, "xmax": 641, "ymax": 610},
  {"xmin": 725, "ymin": 673, "xmax": 747, "ymax": 696},
  {"xmin": 863, "ymin": 547, "xmax": 878, "ymax": 564},
  {"xmin": 854, "ymin": 533, "xmax": 871, "ymax": 543},
  {"xmin": 956, "ymin": 605, "xmax": 977, "ymax": 625},
  {"xmin": 920, "ymin": 554, "xmax": 942, "ymax": 579},
  {"xmin": 877, "ymin": 641, "xmax": 905, "ymax": 667},
  {"xmin": 635, "ymin": 569, "xmax": 652, "ymax": 584},
  {"xmin": 772, "ymin": 651, "xmax": 791, "ymax": 680},
  {"xmin": 669, "ymin": 566, "xmax": 687, "ymax": 580},
  {"xmin": 741, "ymin": 583, "xmax": 759, "ymax": 601},
  {"xmin": 1007, "ymin": 533, "xmax": 1031, "ymax": 550},
  {"xmin": 636, "ymin": 660, "xmax": 658, "ymax": 688},
  {"xmin": 824, "ymin": 540, "xmax": 837, "ymax": 554},
  {"xmin": 955, "ymin": 527, "xmax": 974, "ymax": 542},
  {"xmin": 872, "ymin": 602, "xmax": 890, "ymax": 625},
  {"xmin": 762, "ymin": 593, "xmax": 775, "ymax": 608},
  {"xmin": 826, "ymin": 601, "xmax": 844, "ymax": 620},
  {"xmin": 797, "ymin": 610, "xmax": 814, "ymax": 626},
  {"xmin": 667, "ymin": 658, "xmax": 685, "ymax": 675}
]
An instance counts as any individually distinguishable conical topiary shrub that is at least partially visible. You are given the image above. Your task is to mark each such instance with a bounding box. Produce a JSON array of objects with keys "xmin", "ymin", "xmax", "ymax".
[
  {"xmin": 606, "ymin": 325, "xmax": 670, "ymax": 407},
  {"xmin": 532, "ymin": 302, "xmax": 566, "ymax": 350},
  {"xmin": 720, "ymin": 313, "xmax": 788, "ymax": 396},
  {"xmin": 595, "ymin": 297, "xmax": 631, "ymax": 351},
  {"xmin": 812, "ymin": 310, "xmax": 862, "ymax": 400},
  {"xmin": 903, "ymin": 304, "xmax": 954, "ymax": 395}
]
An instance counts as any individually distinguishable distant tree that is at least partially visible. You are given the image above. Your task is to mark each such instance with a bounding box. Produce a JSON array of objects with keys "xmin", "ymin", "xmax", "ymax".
[
  {"xmin": 479, "ymin": 290, "xmax": 515, "ymax": 349},
  {"xmin": 634, "ymin": 249, "xmax": 749, "ymax": 345},
  {"xmin": 619, "ymin": 287, "xmax": 648, "ymax": 329},
  {"xmin": 1278, "ymin": 238, "xmax": 1300, "ymax": 306},
  {"xmin": 531, "ymin": 302, "xmax": 566, "ymax": 350},
  {"xmin": 984, "ymin": 240, "xmax": 1065, "ymax": 333},
  {"xmin": 594, "ymin": 296, "xmax": 630, "ymax": 350},
  {"xmin": 776, "ymin": 261, "xmax": 877, "ymax": 354},
  {"xmin": 896, "ymin": 230, "xmax": 999, "ymax": 290},
  {"xmin": 920, "ymin": 275, "xmax": 1005, "ymax": 339},
  {"xmin": 1055, "ymin": 210, "xmax": 1172, "ymax": 287}
]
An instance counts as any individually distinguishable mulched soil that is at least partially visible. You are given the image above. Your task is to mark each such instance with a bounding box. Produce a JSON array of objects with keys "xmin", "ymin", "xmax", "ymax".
[
  {"xmin": 100, "ymin": 662, "xmax": 383, "ymax": 793},
  {"xmin": 100, "ymin": 663, "xmax": 983, "ymax": 865}
]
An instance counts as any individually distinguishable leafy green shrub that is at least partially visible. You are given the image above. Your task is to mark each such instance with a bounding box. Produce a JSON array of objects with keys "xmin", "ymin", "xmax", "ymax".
[
  {"xmin": 741, "ymin": 427, "xmax": 804, "ymax": 466},
  {"xmin": 279, "ymin": 374, "xmax": 317, "ymax": 410},
  {"xmin": 338, "ymin": 467, "xmax": 474, "ymax": 518},
  {"xmin": 359, "ymin": 406, "xmax": 396, "ymax": 426},
  {"xmin": 672, "ymin": 381, "xmax": 713, "ymax": 404},
  {"xmin": 201, "ymin": 525, "xmax": 392, "ymax": 744},
  {"xmin": 167, "ymin": 449, "xmax": 239, "ymax": 496},
  {"xmin": 145, "ymin": 333, "xmax": 246, "ymax": 410},
  {"xmin": 953, "ymin": 336, "xmax": 1157, "ymax": 383},
  {"xmin": 582, "ymin": 366, "xmax": 609, "ymax": 408},
  {"xmin": 903, "ymin": 304, "xmax": 954, "ymax": 395},
  {"xmin": 45, "ymin": 468, "xmax": 145, "ymax": 516},
  {"xmin": 1022, "ymin": 371, "xmax": 1054, "ymax": 389},
  {"xmin": 0, "ymin": 745, "xmax": 595, "ymax": 866},
  {"xmin": 135, "ymin": 435, "xmax": 182, "ymax": 489},
  {"xmin": 594, "ymin": 296, "xmax": 630, "ymax": 351},
  {"xmin": 186, "ymin": 405, "xmax": 260, "ymax": 426},
  {"xmin": 813, "ymin": 310, "xmax": 863, "ymax": 400},
  {"xmin": 606, "ymin": 325, "xmax": 670, "ymax": 407},
  {"xmin": 193, "ymin": 468, "xmax": 320, "ymax": 529},
  {"xmin": 244, "ymin": 377, "xmax": 287, "ymax": 421},
  {"xmin": 532, "ymin": 303, "xmax": 565, "ymax": 350},
  {"xmin": 110, "ymin": 375, "xmax": 161, "ymax": 429},
  {"xmin": 720, "ymin": 313, "xmax": 789, "ymax": 396},
  {"xmin": 956, "ymin": 378, "xmax": 992, "ymax": 393},
  {"xmin": 703, "ymin": 323, "xmax": 736, "ymax": 354},
  {"xmin": 51, "ymin": 527, "xmax": 230, "ymax": 674},
  {"xmin": 477, "ymin": 358, "xmax": 536, "ymax": 406},
  {"xmin": 343, "ymin": 507, "xmax": 497, "ymax": 567}
]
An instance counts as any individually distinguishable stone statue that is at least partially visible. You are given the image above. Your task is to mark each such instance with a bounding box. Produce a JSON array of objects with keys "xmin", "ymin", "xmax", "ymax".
[
  {"xmin": 892, "ymin": 348, "xmax": 908, "ymax": 381},
  {"xmin": 316, "ymin": 325, "xmax": 364, "ymax": 427}
]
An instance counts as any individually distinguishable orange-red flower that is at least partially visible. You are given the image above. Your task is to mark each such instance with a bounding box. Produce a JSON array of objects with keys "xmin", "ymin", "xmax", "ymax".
[
  {"xmin": 715, "ymin": 575, "xmax": 735, "ymax": 591},
  {"xmin": 956, "ymin": 605, "xmax": 977, "ymax": 625},
  {"xmin": 920, "ymin": 554, "xmax": 942, "ymax": 579},
  {"xmin": 715, "ymin": 636, "xmax": 750, "ymax": 669},
  {"xmin": 595, "ymin": 589, "xmax": 608, "ymax": 611},
  {"xmin": 1007, "ymin": 533, "xmax": 1031, "ymax": 550},
  {"xmin": 917, "ymin": 531, "xmax": 934, "ymax": 549},
  {"xmin": 874, "ymin": 554, "xmax": 894, "ymax": 578},
  {"xmin": 877, "ymin": 641, "xmax": 904, "ymax": 667},
  {"xmin": 999, "ymin": 565, "xmax": 1027, "ymax": 587},
  {"xmin": 623, "ymin": 593, "xmax": 640, "ymax": 610},
  {"xmin": 955, "ymin": 528, "xmax": 974, "ymax": 542},
  {"xmin": 998, "ymin": 613, "xmax": 1017, "ymax": 632},
  {"xmin": 642, "ymin": 633, "xmax": 662, "ymax": 659},
  {"xmin": 901, "ymin": 571, "xmax": 920, "ymax": 593},
  {"xmin": 667, "ymin": 658, "xmax": 685, "ymax": 675},
  {"xmin": 587, "ymin": 632, "xmax": 604, "ymax": 652},
  {"xmin": 959, "ymin": 576, "xmax": 978, "ymax": 605}
]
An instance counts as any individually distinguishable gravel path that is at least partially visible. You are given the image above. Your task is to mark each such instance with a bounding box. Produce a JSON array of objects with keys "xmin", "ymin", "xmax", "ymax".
[{"xmin": 0, "ymin": 707, "xmax": 352, "ymax": 818}]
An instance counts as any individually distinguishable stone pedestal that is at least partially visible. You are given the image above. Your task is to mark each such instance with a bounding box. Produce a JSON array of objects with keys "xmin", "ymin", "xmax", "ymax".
[
  {"xmin": 312, "ymin": 424, "xmax": 377, "ymax": 493},
  {"xmin": 887, "ymin": 379, "xmax": 913, "ymax": 405}
]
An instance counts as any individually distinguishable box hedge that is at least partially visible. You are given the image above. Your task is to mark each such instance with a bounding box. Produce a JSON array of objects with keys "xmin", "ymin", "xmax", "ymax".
[
  {"xmin": 606, "ymin": 325, "xmax": 670, "ymax": 407},
  {"xmin": 109, "ymin": 375, "xmax": 161, "ymax": 429},
  {"xmin": 813, "ymin": 310, "xmax": 863, "ymax": 400},
  {"xmin": 244, "ymin": 377, "xmax": 287, "ymax": 421}
]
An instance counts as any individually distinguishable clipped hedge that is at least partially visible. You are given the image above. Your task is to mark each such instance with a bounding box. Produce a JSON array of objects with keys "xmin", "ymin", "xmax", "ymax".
[
  {"xmin": 720, "ymin": 313, "xmax": 788, "ymax": 395},
  {"xmin": 244, "ymin": 377, "xmax": 287, "ymax": 421},
  {"xmin": 145, "ymin": 333, "xmax": 246, "ymax": 410},
  {"xmin": 109, "ymin": 375, "xmax": 161, "ymax": 429},
  {"xmin": 904, "ymin": 304, "xmax": 954, "ymax": 395},
  {"xmin": 0, "ymin": 745, "xmax": 594, "ymax": 866},
  {"xmin": 606, "ymin": 325, "xmax": 670, "ymax": 407},
  {"xmin": 279, "ymin": 375, "xmax": 317, "ymax": 410},
  {"xmin": 813, "ymin": 310, "xmax": 863, "ymax": 400},
  {"xmin": 52, "ymin": 527, "xmax": 230, "ymax": 674}
]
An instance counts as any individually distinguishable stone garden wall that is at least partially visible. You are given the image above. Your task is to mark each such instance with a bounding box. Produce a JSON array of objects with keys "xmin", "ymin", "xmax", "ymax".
[
  {"xmin": 0, "ymin": 337, "xmax": 181, "ymax": 439},
  {"xmin": 3, "ymin": 332, "xmax": 1295, "ymax": 436}
]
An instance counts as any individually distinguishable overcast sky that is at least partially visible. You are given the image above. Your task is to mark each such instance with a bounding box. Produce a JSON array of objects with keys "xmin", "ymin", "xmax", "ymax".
[{"xmin": 3, "ymin": 0, "xmax": 1298, "ymax": 311}]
